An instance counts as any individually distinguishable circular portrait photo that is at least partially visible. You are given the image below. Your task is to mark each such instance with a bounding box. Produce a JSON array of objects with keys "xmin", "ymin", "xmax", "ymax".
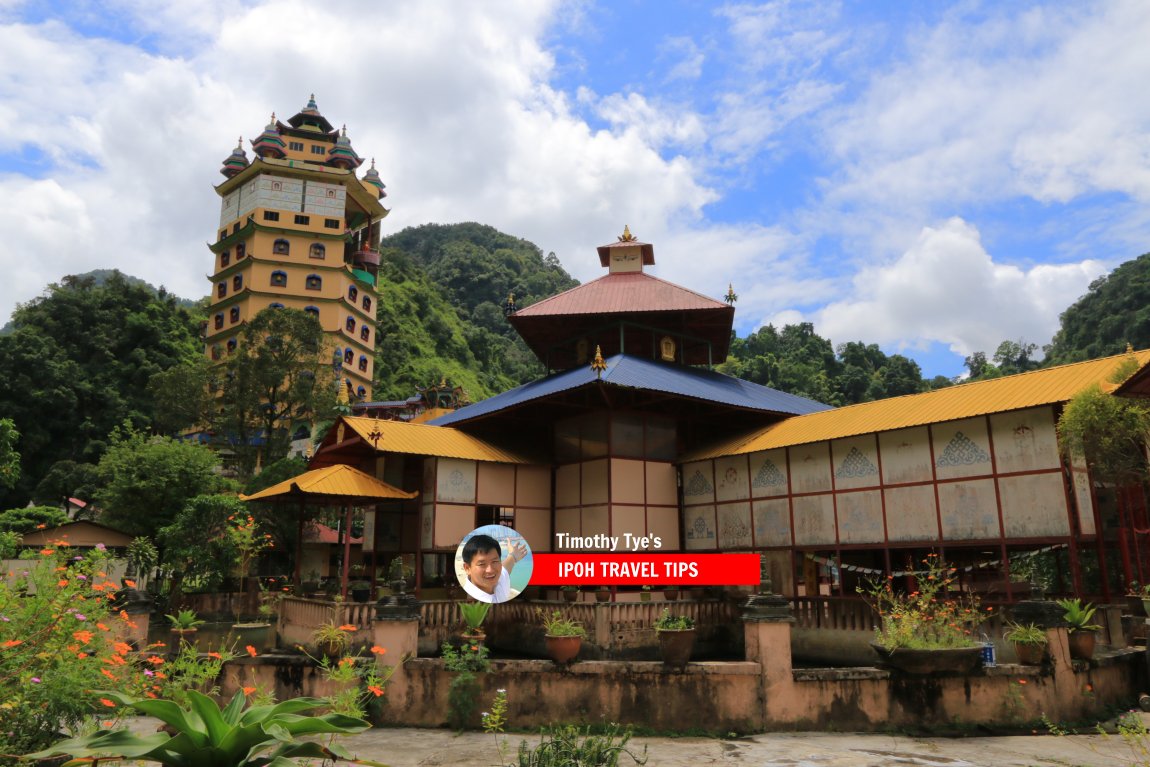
[{"xmin": 454, "ymin": 525, "xmax": 533, "ymax": 604}]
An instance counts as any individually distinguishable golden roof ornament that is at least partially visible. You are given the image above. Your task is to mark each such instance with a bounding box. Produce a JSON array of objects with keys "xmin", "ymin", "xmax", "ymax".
[
  {"xmin": 617, "ymin": 225, "xmax": 637, "ymax": 243},
  {"xmin": 724, "ymin": 283, "xmax": 738, "ymax": 305},
  {"xmin": 1127, "ymin": 342, "xmax": 1135, "ymax": 353},
  {"xmin": 591, "ymin": 345, "xmax": 607, "ymax": 379}
]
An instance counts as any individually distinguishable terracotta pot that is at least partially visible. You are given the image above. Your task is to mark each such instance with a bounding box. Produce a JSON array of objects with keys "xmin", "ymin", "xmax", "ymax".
[
  {"xmin": 870, "ymin": 643, "xmax": 983, "ymax": 675},
  {"xmin": 657, "ymin": 628, "xmax": 696, "ymax": 669},
  {"xmin": 1068, "ymin": 629, "xmax": 1096, "ymax": 661},
  {"xmin": 545, "ymin": 634, "xmax": 582, "ymax": 666},
  {"xmin": 461, "ymin": 630, "xmax": 486, "ymax": 651},
  {"xmin": 169, "ymin": 628, "xmax": 199, "ymax": 650},
  {"xmin": 595, "ymin": 589, "xmax": 610, "ymax": 603},
  {"xmin": 562, "ymin": 590, "xmax": 578, "ymax": 603},
  {"xmin": 1012, "ymin": 641, "xmax": 1047, "ymax": 666},
  {"xmin": 664, "ymin": 589, "xmax": 679, "ymax": 602}
]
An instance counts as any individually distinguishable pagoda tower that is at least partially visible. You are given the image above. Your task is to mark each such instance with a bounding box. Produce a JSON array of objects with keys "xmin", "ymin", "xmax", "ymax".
[{"xmin": 205, "ymin": 95, "xmax": 389, "ymax": 400}]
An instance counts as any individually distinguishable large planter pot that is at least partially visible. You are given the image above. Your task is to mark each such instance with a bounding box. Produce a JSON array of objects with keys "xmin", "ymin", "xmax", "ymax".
[
  {"xmin": 230, "ymin": 622, "xmax": 274, "ymax": 654},
  {"xmin": 595, "ymin": 589, "xmax": 611, "ymax": 603},
  {"xmin": 169, "ymin": 628, "xmax": 199, "ymax": 650},
  {"xmin": 657, "ymin": 628, "xmax": 696, "ymax": 670},
  {"xmin": 870, "ymin": 643, "xmax": 983, "ymax": 675},
  {"xmin": 1012, "ymin": 641, "xmax": 1047, "ymax": 666},
  {"xmin": 1068, "ymin": 629, "xmax": 1097, "ymax": 661},
  {"xmin": 562, "ymin": 590, "xmax": 578, "ymax": 603},
  {"xmin": 544, "ymin": 634, "xmax": 582, "ymax": 666},
  {"xmin": 664, "ymin": 588, "xmax": 679, "ymax": 602}
]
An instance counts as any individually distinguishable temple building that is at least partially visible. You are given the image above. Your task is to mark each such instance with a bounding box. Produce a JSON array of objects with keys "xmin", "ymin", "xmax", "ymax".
[
  {"xmin": 307, "ymin": 226, "xmax": 1150, "ymax": 604},
  {"xmin": 205, "ymin": 96, "xmax": 388, "ymax": 401}
]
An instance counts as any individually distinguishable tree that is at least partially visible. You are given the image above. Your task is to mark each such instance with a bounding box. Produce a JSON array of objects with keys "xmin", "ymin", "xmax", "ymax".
[
  {"xmin": 1057, "ymin": 384, "xmax": 1150, "ymax": 486},
  {"xmin": 32, "ymin": 459, "xmax": 100, "ymax": 508},
  {"xmin": 217, "ymin": 307, "xmax": 336, "ymax": 477},
  {"xmin": 159, "ymin": 494, "xmax": 247, "ymax": 593},
  {"xmin": 992, "ymin": 340, "xmax": 1040, "ymax": 376},
  {"xmin": 94, "ymin": 424, "xmax": 234, "ymax": 539},
  {"xmin": 1048, "ymin": 252, "xmax": 1150, "ymax": 364},
  {"xmin": 148, "ymin": 357, "xmax": 215, "ymax": 435},
  {"xmin": 0, "ymin": 418, "xmax": 17, "ymax": 490},
  {"xmin": 0, "ymin": 505, "xmax": 67, "ymax": 533}
]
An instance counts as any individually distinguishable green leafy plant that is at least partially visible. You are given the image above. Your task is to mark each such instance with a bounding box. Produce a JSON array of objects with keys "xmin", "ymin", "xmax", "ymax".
[
  {"xmin": 459, "ymin": 601, "xmax": 491, "ymax": 633},
  {"xmin": 387, "ymin": 556, "xmax": 413, "ymax": 582},
  {"xmin": 538, "ymin": 608, "xmax": 587, "ymax": 638},
  {"xmin": 165, "ymin": 609, "xmax": 205, "ymax": 631},
  {"xmin": 312, "ymin": 620, "xmax": 355, "ymax": 658},
  {"xmin": 859, "ymin": 554, "xmax": 984, "ymax": 650},
  {"xmin": 653, "ymin": 608, "xmax": 695, "ymax": 632},
  {"xmin": 126, "ymin": 536, "xmax": 159, "ymax": 586},
  {"xmin": 313, "ymin": 652, "xmax": 396, "ymax": 720},
  {"xmin": 1004, "ymin": 622, "xmax": 1048, "ymax": 646},
  {"xmin": 1128, "ymin": 581, "xmax": 1150, "ymax": 598},
  {"xmin": 27, "ymin": 689, "xmax": 383, "ymax": 767},
  {"xmin": 441, "ymin": 640, "xmax": 490, "ymax": 730},
  {"xmin": 510, "ymin": 723, "xmax": 648, "ymax": 766},
  {"xmin": 1058, "ymin": 598, "xmax": 1102, "ymax": 632},
  {"xmin": 560, "ymin": 585, "xmax": 579, "ymax": 592}
]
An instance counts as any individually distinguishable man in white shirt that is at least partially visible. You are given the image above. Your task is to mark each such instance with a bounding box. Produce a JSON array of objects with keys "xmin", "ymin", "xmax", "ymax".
[{"xmin": 460, "ymin": 533, "xmax": 527, "ymax": 604}]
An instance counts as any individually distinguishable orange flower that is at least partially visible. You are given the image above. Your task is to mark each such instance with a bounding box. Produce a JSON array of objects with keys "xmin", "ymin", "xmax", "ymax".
[
  {"xmin": 338, "ymin": 625, "xmax": 357, "ymax": 631},
  {"xmin": 40, "ymin": 548, "xmax": 54, "ymax": 555},
  {"xmin": 246, "ymin": 645, "xmax": 258, "ymax": 657},
  {"xmin": 96, "ymin": 622, "xmax": 110, "ymax": 632},
  {"xmin": 114, "ymin": 642, "xmax": 132, "ymax": 655},
  {"xmin": 1017, "ymin": 679, "xmax": 1028, "ymax": 685},
  {"xmin": 1086, "ymin": 683, "xmax": 1094, "ymax": 692},
  {"xmin": 339, "ymin": 657, "xmax": 354, "ymax": 667},
  {"xmin": 370, "ymin": 646, "xmax": 386, "ymax": 655},
  {"xmin": 2, "ymin": 639, "xmax": 22, "ymax": 648},
  {"xmin": 76, "ymin": 651, "xmax": 88, "ymax": 659},
  {"xmin": 58, "ymin": 579, "xmax": 69, "ymax": 587},
  {"xmin": 101, "ymin": 669, "xmax": 117, "ymax": 680},
  {"xmin": 123, "ymin": 579, "xmax": 136, "ymax": 588},
  {"xmin": 208, "ymin": 651, "xmax": 222, "ymax": 659},
  {"xmin": 154, "ymin": 671, "xmax": 167, "ymax": 679},
  {"xmin": 146, "ymin": 656, "xmax": 165, "ymax": 665},
  {"xmin": 35, "ymin": 523, "xmax": 46, "ymax": 529},
  {"xmin": 73, "ymin": 630, "xmax": 94, "ymax": 645},
  {"xmin": 145, "ymin": 692, "xmax": 157, "ymax": 699},
  {"xmin": 242, "ymin": 686, "xmax": 257, "ymax": 695},
  {"xmin": 367, "ymin": 685, "xmax": 384, "ymax": 697},
  {"xmin": 99, "ymin": 698, "xmax": 116, "ymax": 708}
]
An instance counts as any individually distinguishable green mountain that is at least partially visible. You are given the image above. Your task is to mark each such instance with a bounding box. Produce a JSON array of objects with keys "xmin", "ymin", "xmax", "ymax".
[{"xmin": 1046, "ymin": 252, "xmax": 1150, "ymax": 365}]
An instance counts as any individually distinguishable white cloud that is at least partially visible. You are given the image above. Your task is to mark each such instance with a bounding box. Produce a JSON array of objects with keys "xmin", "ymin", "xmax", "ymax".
[{"xmin": 805, "ymin": 218, "xmax": 1106, "ymax": 357}]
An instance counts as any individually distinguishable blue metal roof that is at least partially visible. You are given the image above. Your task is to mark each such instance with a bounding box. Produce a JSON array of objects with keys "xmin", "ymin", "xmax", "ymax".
[{"xmin": 429, "ymin": 354, "xmax": 832, "ymax": 426}]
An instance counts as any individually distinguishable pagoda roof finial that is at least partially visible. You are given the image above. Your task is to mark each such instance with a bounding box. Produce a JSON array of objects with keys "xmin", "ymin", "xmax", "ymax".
[
  {"xmin": 591, "ymin": 345, "xmax": 607, "ymax": 379},
  {"xmin": 618, "ymin": 225, "xmax": 636, "ymax": 243},
  {"xmin": 724, "ymin": 283, "xmax": 738, "ymax": 305}
]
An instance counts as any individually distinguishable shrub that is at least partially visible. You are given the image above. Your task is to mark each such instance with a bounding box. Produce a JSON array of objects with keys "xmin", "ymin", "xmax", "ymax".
[{"xmin": 859, "ymin": 554, "xmax": 984, "ymax": 650}]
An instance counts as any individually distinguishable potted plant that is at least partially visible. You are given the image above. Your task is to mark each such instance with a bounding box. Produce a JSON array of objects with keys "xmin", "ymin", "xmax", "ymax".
[
  {"xmin": 1004, "ymin": 621, "xmax": 1048, "ymax": 665},
  {"xmin": 538, "ymin": 608, "xmax": 587, "ymax": 666},
  {"xmin": 311, "ymin": 620, "xmax": 353, "ymax": 660},
  {"xmin": 459, "ymin": 600, "xmax": 490, "ymax": 646},
  {"xmin": 126, "ymin": 536, "xmax": 158, "ymax": 592},
  {"xmin": 301, "ymin": 569, "xmax": 321, "ymax": 596},
  {"xmin": 664, "ymin": 585, "xmax": 680, "ymax": 602},
  {"xmin": 561, "ymin": 585, "xmax": 579, "ymax": 603},
  {"xmin": 639, "ymin": 585, "xmax": 652, "ymax": 603},
  {"xmin": 1127, "ymin": 581, "xmax": 1150, "ymax": 617},
  {"xmin": 1057, "ymin": 598, "xmax": 1102, "ymax": 660},
  {"xmin": 595, "ymin": 585, "xmax": 611, "ymax": 603},
  {"xmin": 166, "ymin": 609, "xmax": 204, "ymax": 647},
  {"xmin": 388, "ymin": 556, "xmax": 413, "ymax": 595},
  {"xmin": 653, "ymin": 608, "xmax": 696, "ymax": 669},
  {"xmin": 349, "ymin": 579, "xmax": 372, "ymax": 603},
  {"xmin": 858, "ymin": 554, "xmax": 985, "ymax": 675}
]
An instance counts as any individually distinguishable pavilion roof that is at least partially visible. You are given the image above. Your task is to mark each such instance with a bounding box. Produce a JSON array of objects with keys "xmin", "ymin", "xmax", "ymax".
[{"xmin": 239, "ymin": 463, "xmax": 417, "ymax": 504}]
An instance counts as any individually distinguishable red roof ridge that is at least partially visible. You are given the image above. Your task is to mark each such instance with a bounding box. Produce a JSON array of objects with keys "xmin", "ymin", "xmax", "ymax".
[{"xmin": 515, "ymin": 270, "xmax": 728, "ymax": 316}]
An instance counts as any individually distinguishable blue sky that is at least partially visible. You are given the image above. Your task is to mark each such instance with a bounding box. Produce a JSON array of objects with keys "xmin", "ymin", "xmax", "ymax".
[{"xmin": 2, "ymin": 1, "xmax": 1149, "ymax": 378}]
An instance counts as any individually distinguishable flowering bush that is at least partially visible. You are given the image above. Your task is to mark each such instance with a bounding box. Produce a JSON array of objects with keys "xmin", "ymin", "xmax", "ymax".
[
  {"xmin": 0, "ymin": 541, "xmax": 140, "ymax": 758},
  {"xmin": 859, "ymin": 554, "xmax": 985, "ymax": 650}
]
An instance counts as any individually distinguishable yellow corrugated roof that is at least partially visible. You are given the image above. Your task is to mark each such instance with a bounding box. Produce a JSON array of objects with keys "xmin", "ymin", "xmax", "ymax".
[
  {"xmin": 341, "ymin": 416, "xmax": 535, "ymax": 464},
  {"xmin": 239, "ymin": 463, "xmax": 418, "ymax": 502},
  {"xmin": 684, "ymin": 350, "xmax": 1150, "ymax": 461}
]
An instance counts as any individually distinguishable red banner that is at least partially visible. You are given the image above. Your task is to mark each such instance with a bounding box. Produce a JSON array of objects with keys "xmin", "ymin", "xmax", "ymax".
[{"xmin": 530, "ymin": 553, "xmax": 761, "ymax": 586}]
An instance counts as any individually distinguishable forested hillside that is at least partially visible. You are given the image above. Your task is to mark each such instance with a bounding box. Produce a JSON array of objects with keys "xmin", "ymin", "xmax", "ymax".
[{"xmin": 2, "ymin": 226, "xmax": 1148, "ymax": 512}]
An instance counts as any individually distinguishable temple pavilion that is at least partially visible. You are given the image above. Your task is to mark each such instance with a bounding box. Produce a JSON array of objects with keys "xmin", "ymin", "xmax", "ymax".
[{"xmin": 310, "ymin": 228, "xmax": 1150, "ymax": 604}]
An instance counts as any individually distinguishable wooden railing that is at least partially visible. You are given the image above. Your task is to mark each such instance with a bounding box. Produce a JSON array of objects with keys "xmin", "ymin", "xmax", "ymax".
[{"xmin": 278, "ymin": 597, "xmax": 376, "ymax": 649}]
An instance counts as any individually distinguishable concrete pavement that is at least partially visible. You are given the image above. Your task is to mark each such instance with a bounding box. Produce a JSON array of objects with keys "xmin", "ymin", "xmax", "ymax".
[{"xmin": 339, "ymin": 726, "xmax": 1145, "ymax": 766}]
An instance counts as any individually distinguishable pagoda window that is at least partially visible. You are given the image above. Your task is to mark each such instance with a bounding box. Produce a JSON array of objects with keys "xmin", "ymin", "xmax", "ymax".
[
  {"xmin": 263, "ymin": 211, "xmax": 280, "ymax": 222},
  {"xmin": 305, "ymin": 274, "xmax": 322, "ymax": 291},
  {"xmin": 345, "ymin": 316, "xmax": 356, "ymax": 332},
  {"xmin": 294, "ymin": 214, "xmax": 310, "ymax": 225},
  {"xmin": 288, "ymin": 141, "xmax": 304, "ymax": 152},
  {"xmin": 358, "ymin": 355, "xmax": 368, "ymax": 372},
  {"xmin": 270, "ymin": 271, "xmax": 287, "ymax": 287},
  {"xmin": 348, "ymin": 285, "xmax": 358, "ymax": 302},
  {"xmin": 236, "ymin": 243, "xmax": 246, "ymax": 259},
  {"xmin": 273, "ymin": 239, "xmax": 290, "ymax": 255},
  {"xmin": 229, "ymin": 306, "xmax": 240, "ymax": 324},
  {"xmin": 360, "ymin": 326, "xmax": 370, "ymax": 342},
  {"xmin": 311, "ymin": 145, "xmax": 326, "ymax": 155},
  {"xmin": 362, "ymin": 296, "xmax": 372, "ymax": 312},
  {"xmin": 218, "ymin": 230, "xmax": 226, "ymax": 242},
  {"xmin": 226, "ymin": 338, "xmax": 237, "ymax": 354},
  {"xmin": 210, "ymin": 344, "xmax": 222, "ymax": 361},
  {"xmin": 324, "ymin": 218, "xmax": 340, "ymax": 229},
  {"xmin": 232, "ymin": 222, "xmax": 240, "ymax": 234},
  {"xmin": 309, "ymin": 243, "xmax": 325, "ymax": 260},
  {"xmin": 269, "ymin": 302, "xmax": 285, "ymax": 309},
  {"xmin": 232, "ymin": 274, "xmax": 243, "ymax": 291},
  {"xmin": 217, "ymin": 282, "xmax": 226, "ymax": 299},
  {"xmin": 344, "ymin": 348, "xmax": 354, "ymax": 364},
  {"xmin": 220, "ymin": 251, "xmax": 230, "ymax": 267},
  {"xmin": 304, "ymin": 305, "xmax": 320, "ymax": 318},
  {"xmin": 214, "ymin": 313, "xmax": 224, "ymax": 330},
  {"xmin": 357, "ymin": 385, "xmax": 366, "ymax": 398}
]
